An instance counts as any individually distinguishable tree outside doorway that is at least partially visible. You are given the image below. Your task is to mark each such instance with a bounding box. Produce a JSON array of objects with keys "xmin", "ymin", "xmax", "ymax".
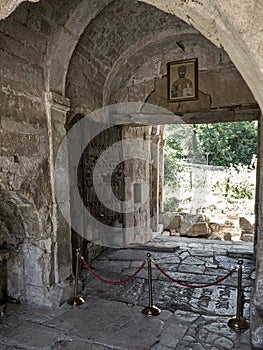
[{"xmin": 163, "ymin": 121, "xmax": 258, "ymax": 241}]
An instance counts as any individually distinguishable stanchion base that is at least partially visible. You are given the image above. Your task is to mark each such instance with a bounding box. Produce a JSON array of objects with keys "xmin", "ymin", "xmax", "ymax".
[
  {"xmin": 142, "ymin": 305, "xmax": 161, "ymax": 316},
  {"xmin": 0, "ymin": 304, "xmax": 6, "ymax": 317},
  {"xmin": 68, "ymin": 296, "xmax": 85, "ymax": 306},
  {"xmin": 228, "ymin": 316, "xmax": 249, "ymax": 331}
]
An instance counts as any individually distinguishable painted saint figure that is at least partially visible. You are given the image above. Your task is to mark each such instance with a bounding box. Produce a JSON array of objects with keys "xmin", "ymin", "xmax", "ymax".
[{"xmin": 171, "ymin": 65, "xmax": 193, "ymax": 98}]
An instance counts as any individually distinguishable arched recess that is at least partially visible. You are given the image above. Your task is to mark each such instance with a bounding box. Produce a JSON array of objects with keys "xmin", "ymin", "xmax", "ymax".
[
  {"xmin": 44, "ymin": 0, "xmax": 263, "ymax": 112},
  {"xmin": 44, "ymin": 0, "xmax": 263, "ymax": 273},
  {"xmin": 103, "ymin": 29, "xmax": 198, "ymax": 106},
  {"xmin": 138, "ymin": 0, "xmax": 263, "ymax": 111},
  {"xmin": 2, "ymin": 0, "xmax": 262, "ymax": 110}
]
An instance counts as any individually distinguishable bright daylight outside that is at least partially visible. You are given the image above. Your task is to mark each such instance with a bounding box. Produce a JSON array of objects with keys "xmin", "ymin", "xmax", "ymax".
[{"xmin": 162, "ymin": 121, "xmax": 258, "ymax": 242}]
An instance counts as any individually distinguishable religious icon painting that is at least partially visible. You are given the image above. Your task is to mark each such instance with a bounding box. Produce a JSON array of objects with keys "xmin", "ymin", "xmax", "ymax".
[{"xmin": 167, "ymin": 58, "xmax": 198, "ymax": 102}]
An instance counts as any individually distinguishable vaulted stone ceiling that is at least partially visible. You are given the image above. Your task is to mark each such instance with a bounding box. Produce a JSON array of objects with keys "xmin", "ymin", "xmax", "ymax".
[
  {"xmin": 2, "ymin": 0, "xmax": 263, "ymax": 108},
  {"xmin": 63, "ymin": 0, "xmax": 257, "ymax": 121},
  {"xmin": 66, "ymin": 0, "xmax": 196, "ymax": 110},
  {"xmin": 0, "ymin": 0, "xmax": 259, "ymax": 123}
]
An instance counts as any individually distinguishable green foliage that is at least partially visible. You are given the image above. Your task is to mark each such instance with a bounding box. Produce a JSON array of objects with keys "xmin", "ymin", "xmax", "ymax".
[
  {"xmin": 164, "ymin": 124, "xmax": 193, "ymax": 159},
  {"xmin": 163, "ymin": 122, "xmax": 257, "ymax": 214},
  {"xmin": 164, "ymin": 124, "xmax": 204, "ymax": 188},
  {"xmin": 194, "ymin": 121, "xmax": 258, "ymax": 168},
  {"xmin": 163, "ymin": 197, "xmax": 180, "ymax": 212},
  {"xmin": 165, "ymin": 121, "xmax": 257, "ymax": 169},
  {"xmin": 164, "ymin": 125, "xmax": 185, "ymax": 188},
  {"xmin": 212, "ymin": 165, "xmax": 256, "ymax": 200}
]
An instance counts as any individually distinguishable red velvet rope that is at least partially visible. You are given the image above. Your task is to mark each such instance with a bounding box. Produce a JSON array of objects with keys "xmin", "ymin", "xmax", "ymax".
[
  {"xmin": 154, "ymin": 262, "xmax": 236, "ymax": 289},
  {"xmin": 81, "ymin": 256, "xmax": 146, "ymax": 285}
]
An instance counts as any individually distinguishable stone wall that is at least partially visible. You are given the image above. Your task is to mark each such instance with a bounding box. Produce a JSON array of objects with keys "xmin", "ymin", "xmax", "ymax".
[
  {"xmin": 0, "ymin": 1, "xmax": 72, "ymax": 306},
  {"xmin": 114, "ymin": 36, "xmax": 258, "ymax": 122},
  {"xmin": 0, "ymin": 1, "xmax": 263, "ymax": 347},
  {"xmin": 66, "ymin": 0, "xmax": 190, "ymax": 114},
  {"xmin": 140, "ymin": 0, "xmax": 263, "ymax": 112},
  {"xmin": 0, "ymin": 2, "xmax": 50, "ymax": 304},
  {"xmin": 251, "ymin": 119, "xmax": 263, "ymax": 348},
  {"xmin": 67, "ymin": 119, "xmax": 164, "ymax": 250},
  {"xmin": 122, "ymin": 125, "xmax": 152, "ymax": 243}
]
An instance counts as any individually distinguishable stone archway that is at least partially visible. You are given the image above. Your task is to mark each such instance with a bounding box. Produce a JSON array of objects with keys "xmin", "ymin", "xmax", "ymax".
[
  {"xmin": 44, "ymin": 3, "xmax": 263, "ymax": 345},
  {"xmin": 2, "ymin": 2, "xmax": 262, "ymax": 108},
  {"xmin": 2, "ymin": 0, "xmax": 261, "ymax": 345}
]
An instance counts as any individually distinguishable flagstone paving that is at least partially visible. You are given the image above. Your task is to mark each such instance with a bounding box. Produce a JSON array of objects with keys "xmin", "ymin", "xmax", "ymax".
[{"xmin": 0, "ymin": 237, "xmax": 255, "ymax": 349}]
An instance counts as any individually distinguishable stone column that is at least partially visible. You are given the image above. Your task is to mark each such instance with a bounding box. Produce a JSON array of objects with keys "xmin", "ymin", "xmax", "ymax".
[
  {"xmin": 44, "ymin": 91, "xmax": 73, "ymax": 306},
  {"xmin": 251, "ymin": 116, "xmax": 263, "ymax": 348}
]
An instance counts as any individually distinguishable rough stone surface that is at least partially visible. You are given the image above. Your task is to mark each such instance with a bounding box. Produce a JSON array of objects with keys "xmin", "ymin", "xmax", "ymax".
[
  {"xmin": 160, "ymin": 213, "xmax": 181, "ymax": 230},
  {"xmin": 0, "ymin": 241, "xmax": 254, "ymax": 349},
  {"xmin": 179, "ymin": 214, "xmax": 210, "ymax": 237},
  {"xmin": 241, "ymin": 234, "xmax": 254, "ymax": 242},
  {"xmin": 161, "ymin": 212, "xmax": 253, "ymax": 240},
  {"xmin": 240, "ymin": 217, "xmax": 254, "ymax": 232},
  {"xmin": 0, "ymin": 0, "xmax": 262, "ymax": 347},
  {"xmin": 184, "ymin": 222, "xmax": 211, "ymax": 237},
  {"xmin": 140, "ymin": 0, "xmax": 263, "ymax": 112},
  {"xmin": 0, "ymin": 0, "xmax": 39, "ymax": 20}
]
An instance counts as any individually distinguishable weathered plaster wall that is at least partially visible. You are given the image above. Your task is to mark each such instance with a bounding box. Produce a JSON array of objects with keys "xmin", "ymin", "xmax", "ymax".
[
  {"xmin": 139, "ymin": 0, "xmax": 263, "ymax": 113},
  {"xmin": 114, "ymin": 36, "xmax": 258, "ymax": 123}
]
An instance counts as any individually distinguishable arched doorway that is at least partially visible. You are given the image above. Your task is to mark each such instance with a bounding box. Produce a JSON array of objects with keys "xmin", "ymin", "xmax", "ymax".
[{"xmin": 42, "ymin": 0, "xmax": 263, "ymax": 345}]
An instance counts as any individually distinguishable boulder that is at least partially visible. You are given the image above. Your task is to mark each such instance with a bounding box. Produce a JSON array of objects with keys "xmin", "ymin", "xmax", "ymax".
[
  {"xmin": 159, "ymin": 213, "xmax": 181, "ymax": 230},
  {"xmin": 184, "ymin": 222, "xmax": 211, "ymax": 237},
  {"xmin": 162, "ymin": 230, "xmax": 170, "ymax": 236},
  {"xmin": 223, "ymin": 220, "xmax": 238, "ymax": 234},
  {"xmin": 208, "ymin": 233, "xmax": 223, "ymax": 240},
  {"xmin": 241, "ymin": 233, "xmax": 254, "ymax": 242},
  {"xmin": 239, "ymin": 217, "xmax": 254, "ymax": 232},
  {"xmin": 209, "ymin": 222, "xmax": 224, "ymax": 234},
  {"xmin": 224, "ymin": 232, "xmax": 232, "ymax": 241},
  {"xmin": 180, "ymin": 214, "xmax": 209, "ymax": 235},
  {"xmin": 170, "ymin": 229, "xmax": 180, "ymax": 236}
]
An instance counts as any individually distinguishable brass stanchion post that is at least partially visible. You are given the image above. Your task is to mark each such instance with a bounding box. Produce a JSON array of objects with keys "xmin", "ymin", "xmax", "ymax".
[
  {"xmin": 0, "ymin": 304, "xmax": 6, "ymax": 317},
  {"xmin": 142, "ymin": 252, "xmax": 161, "ymax": 316},
  {"xmin": 68, "ymin": 249, "xmax": 85, "ymax": 306},
  {"xmin": 228, "ymin": 259, "xmax": 249, "ymax": 331}
]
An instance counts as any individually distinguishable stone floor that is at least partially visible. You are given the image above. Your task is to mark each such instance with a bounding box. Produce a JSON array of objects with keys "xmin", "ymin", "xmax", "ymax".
[{"xmin": 0, "ymin": 236, "xmax": 255, "ymax": 349}]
